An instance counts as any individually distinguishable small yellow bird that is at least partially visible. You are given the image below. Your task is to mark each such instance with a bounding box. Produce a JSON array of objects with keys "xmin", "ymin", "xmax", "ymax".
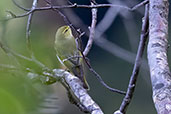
[{"xmin": 54, "ymin": 25, "xmax": 89, "ymax": 90}]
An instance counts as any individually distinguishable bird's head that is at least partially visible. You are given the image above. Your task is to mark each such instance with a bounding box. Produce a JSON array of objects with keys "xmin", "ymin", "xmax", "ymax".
[{"xmin": 55, "ymin": 25, "xmax": 73, "ymax": 39}]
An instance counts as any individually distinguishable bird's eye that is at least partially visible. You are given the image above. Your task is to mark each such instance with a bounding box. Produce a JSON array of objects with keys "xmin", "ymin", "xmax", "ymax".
[{"xmin": 63, "ymin": 28, "xmax": 69, "ymax": 34}]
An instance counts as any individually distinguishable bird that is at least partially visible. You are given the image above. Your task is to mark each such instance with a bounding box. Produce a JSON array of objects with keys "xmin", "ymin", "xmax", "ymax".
[{"xmin": 54, "ymin": 25, "xmax": 89, "ymax": 90}]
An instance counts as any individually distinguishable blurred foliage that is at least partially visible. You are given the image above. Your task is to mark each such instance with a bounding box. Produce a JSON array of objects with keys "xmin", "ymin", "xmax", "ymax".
[
  {"xmin": 0, "ymin": 0, "xmax": 171, "ymax": 114},
  {"xmin": 0, "ymin": 71, "xmax": 41, "ymax": 114},
  {"xmin": 0, "ymin": 0, "xmax": 60, "ymax": 114}
]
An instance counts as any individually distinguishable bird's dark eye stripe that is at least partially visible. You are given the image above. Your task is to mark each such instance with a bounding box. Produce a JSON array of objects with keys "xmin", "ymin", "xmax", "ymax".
[{"xmin": 64, "ymin": 28, "xmax": 69, "ymax": 33}]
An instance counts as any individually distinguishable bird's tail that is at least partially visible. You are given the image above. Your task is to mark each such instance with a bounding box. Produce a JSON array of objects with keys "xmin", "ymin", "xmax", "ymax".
[{"xmin": 72, "ymin": 65, "xmax": 89, "ymax": 90}]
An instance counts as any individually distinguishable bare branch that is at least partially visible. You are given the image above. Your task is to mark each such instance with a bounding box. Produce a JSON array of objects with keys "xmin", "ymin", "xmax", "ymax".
[
  {"xmin": 44, "ymin": 0, "xmax": 72, "ymax": 26},
  {"xmin": 121, "ymin": 5, "xmax": 150, "ymax": 85},
  {"xmin": 12, "ymin": 0, "xmax": 29, "ymax": 11},
  {"xmin": 53, "ymin": 69, "xmax": 104, "ymax": 114},
  {"xmin": 26, "ymin": 0, "xmax": 38, "ymax": 52},
  {"xmin": 148, "ymin": 0, "xmax": 171, "ymax": 113},
  {"xmin": 25, "ymin": 0, "xmax": 48, "ymax": 69},
  {"xmin": 6, "ymin": 4, "xmax": 128, "ymax": 20},
  {"xmin": 131, "ymin": 0, "xmax": 149, "ymax": 11},
  {"xmin": 35, "ymin": 3, "xmax": 132, "ymax": 10},
  {"xmin": 81, "ymin": 50, "xmax": 126, "ymax": 95},
  {"xmin": 7, "ymin": 0, "xmax": 149, "ymax": 21},
  {"xmin": 114, "ymin": 4, "xmax": 149, "ymax": 114},
  {"xmin": 83, "ymin": 1, "xmax": 97, "ymax": 56}
]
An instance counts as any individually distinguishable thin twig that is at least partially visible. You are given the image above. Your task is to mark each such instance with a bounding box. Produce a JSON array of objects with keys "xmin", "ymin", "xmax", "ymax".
[
  {"xmin": 115, "ymin": 4, "xmax": 149, "ymax": 114},
  {"xmin": 26, "ymin": 0, "xmax": 47, "ymax": 69},
  {"xmin": 83, "ymin": 1, "xmax": 125, "ymax": 94},
  {"xmin": 120, "ymin": 5, "xmax": 150, "ymax": 85},
  {"xmin": 33, "ymin": 4, "xmax": 131, "ymax": 10},
  {"xmin": 44, "ymin": 0, "xmax": 83, "ymax": 40},
  {"xmin": 45, "ymin": 0, "xmax": 71, "ymax": 26},
  {"xmin": 83, "ymin": 0, "xmax": 97, "ymax": 56},
  {"xmin": 131, "ymin": 0, "xmax": 149, "ymax": 11},
  {"xmin": 81, "ymin": 50, "xmax": 126, "ymax": 95},
  {"xmin": 67, "ymin": 0, "xmax": 73, "ymax": 5},
  {"xmin": 8, "ymin": 1, "xmax": 149, "ymax": 20},
  {"xmin": 26, "ymin": 0, "xmax": 38, "ymax": 52},
  {"xmin": 6, "ymin": 4, "xmax": 127, "ymax": 19},
  {"xmin": 12, "ymin": 0, "xmax": 30, "ymax": 11}
]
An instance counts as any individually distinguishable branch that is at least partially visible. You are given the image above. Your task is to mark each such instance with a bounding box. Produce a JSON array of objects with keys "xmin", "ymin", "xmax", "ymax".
[
  {"xmin": 26, "ymin": 0, "xmax": 38, "ymax": 52},
  {"xmin": 148, "ymin": 0, "xmax": 171, "ymax": 114},
  {"xmin": 114, "ymin": 4, "xmax": 149, "ymax": 114},
  {"xmin": 44, "ymin": 0, "xmax": 72, "ymax": 26},
  {"xmin": 12, "ymin": 0, "xmax": 30, "ymax": 11},
  {"xmin": 83, "ymin": 0, "xmax": 97, "ymax": 56},
  {"xmin": 33, "ymin": 3, "xmax": 132, "ymax": 10},
  {"xmin": 25, "ymin": 0, "xmax": 48, "ymax": 69},
  {"xmin": 7, "ymin": 0, "xmax": 149, "ymax": 20},
  {"xmin": 131, "ymin": 0, "xmax": 149, "ymax": 11},
  {"xmin": 81, "ymin": 50, "xmax": 126, "ymax": 95},
  {"xmin": 52, "ymin": 69, "xmax": 104, "ymax": 114}
]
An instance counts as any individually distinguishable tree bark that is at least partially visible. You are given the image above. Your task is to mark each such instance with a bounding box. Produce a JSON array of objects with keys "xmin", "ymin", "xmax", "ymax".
[{"xmin": 148, "ymin": 0, "xmax": 171, "ymax": 113}]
